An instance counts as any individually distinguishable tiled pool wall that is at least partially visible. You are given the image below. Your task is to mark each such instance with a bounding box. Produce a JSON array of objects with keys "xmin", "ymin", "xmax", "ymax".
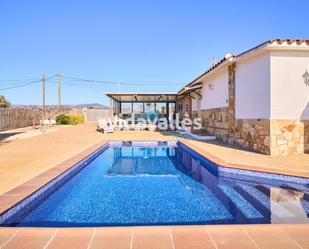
[
  {"xmin": 109, "ymin": 141, "xmax": 177, "ymax": 147},
  {"xmin": 177, "ymin": 142, "xmax": 309, "ymax": 187},
  {"xmin": 1, "ymin": 140, "xmax": 308, "ymax": 226}
]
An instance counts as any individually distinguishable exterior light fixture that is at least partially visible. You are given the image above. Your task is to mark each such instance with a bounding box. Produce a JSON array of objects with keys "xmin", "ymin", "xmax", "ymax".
[
  {"xmin": 208, "ymin": 84, "xmax": 214, "ymax": 90},
  {"xmin": 303, "ymin": 70, "xmax": 309, "ymax": 86}
]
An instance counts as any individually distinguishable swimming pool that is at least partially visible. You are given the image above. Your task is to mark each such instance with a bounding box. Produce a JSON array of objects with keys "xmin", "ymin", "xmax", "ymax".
[{"xmin": 1, "ymin": 141, "xmax": 309, "ymax": 226}]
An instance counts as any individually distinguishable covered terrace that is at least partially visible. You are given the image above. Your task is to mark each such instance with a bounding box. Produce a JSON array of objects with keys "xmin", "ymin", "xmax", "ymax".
[{"xmin": 106, "ymin": 92, "xmax": 180, "ymax": 121}]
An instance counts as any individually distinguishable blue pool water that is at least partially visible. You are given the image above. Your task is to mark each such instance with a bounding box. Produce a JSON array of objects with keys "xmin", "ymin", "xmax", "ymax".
[{"xmin": 6, "ymin": 144, "xmax": 309, "ymax": 226}]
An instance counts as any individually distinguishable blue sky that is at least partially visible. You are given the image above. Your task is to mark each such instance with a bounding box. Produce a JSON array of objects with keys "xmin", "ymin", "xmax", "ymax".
[{"xmin": 1, "ymin": 0, "xmax": 309, "ymax": 105}]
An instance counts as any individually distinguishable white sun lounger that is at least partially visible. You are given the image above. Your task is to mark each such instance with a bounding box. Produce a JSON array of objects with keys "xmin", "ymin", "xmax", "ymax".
[{"xmin": 98, "ymin": 119, "xmax": 114, "ymax": 134}]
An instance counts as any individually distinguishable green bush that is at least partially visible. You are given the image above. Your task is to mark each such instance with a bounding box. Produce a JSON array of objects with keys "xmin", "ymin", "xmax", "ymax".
[
  {"xmin": 56, "ymin": 114, "xmax": 84, "ymax": 125},
  {"xmin": 67, "ymin": 114, "xmax": 84, "ymax": 125}
]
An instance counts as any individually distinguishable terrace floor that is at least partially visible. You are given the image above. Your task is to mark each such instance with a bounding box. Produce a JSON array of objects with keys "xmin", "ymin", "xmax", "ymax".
[
  {"xmin": 1, "ymin": 224, "xmax": 309, "ymax": 249},
  {"xmin": 0, "ymin": 123, "xmax": 309, "ymax": 248}
]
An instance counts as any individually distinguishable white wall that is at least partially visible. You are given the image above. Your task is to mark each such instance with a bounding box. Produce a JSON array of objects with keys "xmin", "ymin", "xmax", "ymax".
[
  {"xmin": 235, "ymin": 52, "xmax": 271, "ymax": 119},
  {"xmin": 200, "ymin": 67, "xmax": 228, "ymax": 110},
  {"xmin": 270, "ymin": 51, "xmax": 309, "ymax": 120},
  {"xmin": 192, "ymin": 90, "xmax": 201, "ymax": 112}
]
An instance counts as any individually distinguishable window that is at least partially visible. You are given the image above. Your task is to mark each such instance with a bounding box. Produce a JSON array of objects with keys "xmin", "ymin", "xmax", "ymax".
[
  {"xmin": 121, "ymin": 102, "xmax": 132, "ymax": 114},
  {"xmin": 155, "ymin": 103, "xmax": 166, "ymax": 114},
  {"xmin": 133, "ymin": 103, "xmax": 143, "ymax": 113},
  {"xmin": 144, "ymin": 103, "xmax": 155, "ymax": 113}
]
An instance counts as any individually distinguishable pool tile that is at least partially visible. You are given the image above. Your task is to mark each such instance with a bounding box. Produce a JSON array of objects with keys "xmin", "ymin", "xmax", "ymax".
[
  {"xmin": 2, "ymin": 228, "xmax": 56, "ymax": 249},
  {"xmin": 0, "ymin": 228, "xmax": 18, "ymax": 246},
  {"xmin": 171, "ymin": 226, "xmax": 215, "ymax": 249},
  {"xmin": 89, "ymin": 227, "xmax": 131, "ymax": 249},
  {"xmin": 46, "ymin": 228, "xmax": 94, "ymax": 249},
  {"xmin": 132, "ymin": 226, "xmax": 173, "ymax": 249}
]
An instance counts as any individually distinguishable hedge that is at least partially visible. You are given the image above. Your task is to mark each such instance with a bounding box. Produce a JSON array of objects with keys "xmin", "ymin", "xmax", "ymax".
[{"xmin": 56, "ymin": 114, "xmax": 84, "ymax": 125}]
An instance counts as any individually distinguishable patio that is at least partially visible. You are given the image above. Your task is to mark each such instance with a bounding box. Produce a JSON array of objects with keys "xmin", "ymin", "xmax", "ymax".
[{"xmin": 1, "ymin": 224, "xmax": 309, "ymax": 249}]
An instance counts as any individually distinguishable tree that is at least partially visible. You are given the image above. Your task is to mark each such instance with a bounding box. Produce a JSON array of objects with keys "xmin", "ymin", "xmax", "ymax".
[
  {"xmin": 25, "ymin": 105, "xmax": 41, "ymax": 129},
  {"xmin": 0, "ymin": 95, "xmax": 11, "ymax": 108}
]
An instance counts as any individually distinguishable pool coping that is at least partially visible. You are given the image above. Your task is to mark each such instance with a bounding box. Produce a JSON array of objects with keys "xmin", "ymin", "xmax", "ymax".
[
  {"xmin": 181, "ymin": 140, "xmax": 309, "ymax": 179},
  {"xmin": 0, "ymin": 139, "xmax": 308, "ymax": 223}
]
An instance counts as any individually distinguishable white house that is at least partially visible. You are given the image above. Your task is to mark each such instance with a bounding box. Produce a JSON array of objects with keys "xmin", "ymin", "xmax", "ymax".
[{"xmin": 179, "ymin": 39, "xmax": 309, "ymax": 155}]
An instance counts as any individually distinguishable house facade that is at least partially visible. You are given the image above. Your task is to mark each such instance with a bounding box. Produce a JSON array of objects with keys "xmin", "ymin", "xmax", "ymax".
[{"xmin": 179, "ymin": 39, "xmax": 309, "ymax": 155}]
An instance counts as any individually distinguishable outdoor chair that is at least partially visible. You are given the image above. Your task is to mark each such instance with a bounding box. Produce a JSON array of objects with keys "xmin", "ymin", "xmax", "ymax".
[{"xmin": 98, "ymin": 118, "xmax": 114, "ymax": 134}]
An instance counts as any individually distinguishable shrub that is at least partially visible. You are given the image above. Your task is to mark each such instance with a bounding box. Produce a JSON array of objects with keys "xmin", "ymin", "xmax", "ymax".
[
  {"xmin": 56, "ymin": 114, "xmax": 84, "ymax": 125},
  {"xmin": 67, "ymin": 114, "xmax": 84, "ymax": 125}
]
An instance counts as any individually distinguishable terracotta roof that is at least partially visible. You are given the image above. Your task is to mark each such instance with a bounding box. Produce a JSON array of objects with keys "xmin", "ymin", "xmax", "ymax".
[
  {"xmin": 179, "ymin": 38, "xmax": 309, "ymax": 93},
  {"xmin": 178, "ymin": 55, "xmax": 235, "ymax": 94},
  {"xmin": 271, "ymin": 38, "xmax": 309, "ymax": 45}
]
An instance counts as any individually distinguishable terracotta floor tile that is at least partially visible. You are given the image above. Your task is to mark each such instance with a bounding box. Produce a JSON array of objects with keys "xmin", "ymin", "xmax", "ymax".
[
  {"xmin": 132, "ymin": 226, "xmax": 173, "ymax": 249},
  {"xmin": 215, "ymin": 241, "xmax": 258, "ymax": 249},
  {"xmin": 256, "ymin": 240, "xmax": 300, "ymax": 249},
  {"xmin": 207, "ymin": 225, "xmax": 250, "ymax": 243},
  {"xmin": 296, "ymin": 240, "xmax": 309, "ymax": 249},
  {"xmin": 0, "ymin": 194, "xmax": 24, "ymax": 213},
  {"xmin": 244, "ymin": 225, "xmax": 286, "ymax": 241},
  {"xmin": 23, "ymin": 176, "xmax": 51, "ymax": 186},
  {"xmin": 0, "ymin": 229, "xmax": 18, "ymax": 246},
  {"xmin": 171, "ymin": 226, "xmax": 215, "ymax": 249},
  {"xmin": 2, "ymin": 228, "xmax": 56, "ymax": 249},
  {"xmin": 46, "ymin": 228, "xmax": 94, "ymax": 249},
  {"xmin": 89, "ymin": 227, "xmax": 131, "ymax": 249},
  {"xmin": 278, "ymin": 224, "xmax": 309, "ymax": 242},
  {"xmin": 5, "ymin": 184, "xmax": 41, "ymax": 196},
  {"xmin": 244, "ymin": 225, "xmax": 300, "ymax": 249}
]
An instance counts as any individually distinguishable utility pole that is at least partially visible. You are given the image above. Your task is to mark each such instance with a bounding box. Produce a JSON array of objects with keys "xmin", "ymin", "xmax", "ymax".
[
  {"xmin": 57, "ymin": 74, "xmax": 61, "ymax": 111},
  {"xmin": 41, "ymin": 73, "xmax": 45, "ymax": 130}
]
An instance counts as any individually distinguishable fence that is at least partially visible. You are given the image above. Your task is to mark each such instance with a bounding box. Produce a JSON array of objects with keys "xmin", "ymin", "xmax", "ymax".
[
  {"xmin": 0, "ymin": 108, "xmax": 34, "ymax": 131},
  {"xmin": 0, "ymin": 107, "xmax": 71, "ymax": 131}
]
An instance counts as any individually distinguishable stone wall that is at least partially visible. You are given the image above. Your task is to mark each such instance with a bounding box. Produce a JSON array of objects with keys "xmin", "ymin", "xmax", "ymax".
[
  {"xmin": 234, "ymin": 119, "xmax": 270, "ymax": 154},
  {"xmin": 199, "ymin": 107, "xmax": 233, "ymax": 143},
  {"xmin": 269, "ymin": 120, "xmax": 307, "ymax": 155}
]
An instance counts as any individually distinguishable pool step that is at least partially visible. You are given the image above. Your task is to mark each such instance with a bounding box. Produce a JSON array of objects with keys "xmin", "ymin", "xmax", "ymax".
[{"xmin": 218, "ymin": 184, "xmax": 264, "ymax": 221}]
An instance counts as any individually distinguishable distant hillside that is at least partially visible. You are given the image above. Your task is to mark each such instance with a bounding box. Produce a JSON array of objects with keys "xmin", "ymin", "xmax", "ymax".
[{"xmin": 76, "ymin": 103, "xmax": 109, "ymax": 109}]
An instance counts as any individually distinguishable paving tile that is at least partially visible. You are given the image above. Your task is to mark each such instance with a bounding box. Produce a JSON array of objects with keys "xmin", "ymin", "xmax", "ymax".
[
  {"xmin": 277, "ymin": 224, "xmax": 309, "ymax": 242},
  {"xmin": 244, "ymin": 225, "xmax": 299, "ymax": 249},
  {"xmin": 256, "ymin": 240, "xmax": 300, "ymax": 249},
  {"xmin": 23, "ymin": 176, "xmax": 51, "ymax": 186},
  {"xmin": 207, "ymin": 225, "xmax": 257, "ymax": 249},
  {"xmin": 0, "ymin": 228, "xmax": 18, "ymax": 246},
  {"xmin": 296, "ymin": 240, "xmax": 309, "ymax": 249},
  {"xmin": 171, "ymin": 226, "xmax": 215, "ymax": 249},
  {"xmin": 5, "ymin": 184, "xmax": 41, "ymax": 196},
  {"xmin": 46, "ymin": 228, "xmax": 94, "ymax": 249},
  {"xmin": 132, "ymin": 226, "xmax": 173, "ymax": 249},
  {"xmin": 89, "ymin": 227, "xmax": 131, "ymax": 249},
  {"xmin": 2, "ymin": 228, "xmax": 56, "ymax": 249},
  {"xmin": 0, "ymin": 194, "xmax": 24, "ymax": 213},
  {"xmin": 37, "ymin": 168, "xmax": 66, "ymax": 178}
]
